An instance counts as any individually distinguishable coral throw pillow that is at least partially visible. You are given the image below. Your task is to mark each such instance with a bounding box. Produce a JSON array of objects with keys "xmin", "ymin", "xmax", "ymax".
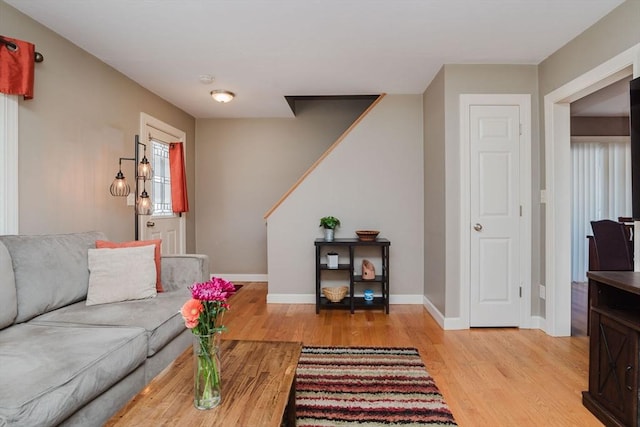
[{"xmin": 95, "ymin": 239, "xmax": 163, "ymax": 292}]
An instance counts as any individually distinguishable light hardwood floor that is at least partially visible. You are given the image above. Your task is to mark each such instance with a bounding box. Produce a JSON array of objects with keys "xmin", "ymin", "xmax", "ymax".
[{"xmin": 223, "ymin": 283, "xmax": 602, "ymax": 427}]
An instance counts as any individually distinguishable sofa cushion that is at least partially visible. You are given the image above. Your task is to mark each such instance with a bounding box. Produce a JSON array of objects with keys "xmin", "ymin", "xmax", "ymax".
[
  {"xmin": 0, "ymin": 231, "xmax": 107, "ymax": 323},
  {"xmin": 96, "ymin": 239, "xmax": 164, "ymax": 292},
  {"xmin": 86, "ymin": 245, "xmax": 157, "ymax": 306},
  {"xmin": 0, "ymin": 241, "xmax": 17, "ymax": 329},
  {"xmin": 32, "ymin": 291, "xmax": 187, "ymax": 357},
  {"xmin": 0, "ymin": 323, "xmax": 146, "ymax": 427}
]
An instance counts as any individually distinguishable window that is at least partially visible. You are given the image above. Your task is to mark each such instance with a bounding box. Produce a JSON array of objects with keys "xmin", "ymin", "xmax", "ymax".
[{"xmin": 150, "ymin": 139, "xmax": 173, "ymax": 216}]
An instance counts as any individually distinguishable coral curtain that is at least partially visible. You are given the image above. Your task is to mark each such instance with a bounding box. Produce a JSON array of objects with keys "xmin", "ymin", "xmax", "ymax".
[
  {"xmin": 0, "ymin": 36, "xmax": 35, "ymax": 99},
  {"xmin": 169, "ymin": 143, "xmax": 189, "ymax": 213}
]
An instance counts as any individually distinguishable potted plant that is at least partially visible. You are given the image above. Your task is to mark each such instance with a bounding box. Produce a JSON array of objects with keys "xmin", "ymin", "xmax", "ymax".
[{"xmin": 319, "ymin": 216, "xmax": 341, "ymax": 242}]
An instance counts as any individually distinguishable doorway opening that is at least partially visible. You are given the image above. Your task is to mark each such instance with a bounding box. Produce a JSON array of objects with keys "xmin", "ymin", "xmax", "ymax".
[
  {"xmin": 544, "ymin": 45, "xmax": 638, "ymax": 337},
  {"xmin": 569, "ymin": 75, "xmax": 632, "ymax": 336}
]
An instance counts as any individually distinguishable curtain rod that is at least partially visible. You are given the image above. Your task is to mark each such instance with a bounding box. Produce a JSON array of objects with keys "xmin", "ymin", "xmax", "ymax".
[{"xmin": 0, "ymin": 37, "xmax": 44, "ymax": 63}]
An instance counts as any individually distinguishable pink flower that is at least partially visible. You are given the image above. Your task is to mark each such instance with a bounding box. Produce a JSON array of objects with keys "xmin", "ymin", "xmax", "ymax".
[
  {"xmin": 184, "ymin": 277, "xmax": 235, "ymax": 335},
  {"xmin": 189, "ymin": 277, "xmax": 236, "ymax": 302},
  {"xmin": 185, "ymin": 318, "xmax": 199, "ymax": 329}
]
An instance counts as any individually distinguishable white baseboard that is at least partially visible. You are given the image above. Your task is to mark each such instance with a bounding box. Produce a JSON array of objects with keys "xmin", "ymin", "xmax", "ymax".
[
  {"xmin": 211, "ymin": 274, "xmax": 268, "ymax": 282},
  {"xmin": 389, "ymin": 294, "xmax": 424, "ymax": 304},
  {"xmin": 422, "ymin": 295, "xmax": 445, "ymax": 328},
  {"xmin": 422, "ymin": 295, "xmax": 468, "ymax": 330},
  {"xmin": 530, "ymin": 315, "xmax": 546, "ymax": 331},
  {"xmin": 267, "ymin": 294, "xmax": 316, "ymax": 304},
  {"xmin": 266, "ymin": 294, "xmax": 425, "ymax": 305}
]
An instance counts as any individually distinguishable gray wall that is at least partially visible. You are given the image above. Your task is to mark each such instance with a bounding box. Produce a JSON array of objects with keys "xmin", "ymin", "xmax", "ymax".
[
  {"xmin": 195, "ymin": 99, "xmax": 372, "ymax": 275},
  {"xmin": 538, "ymin": 1, "xmax": 640, "ymax": 99},
  {"xmin": 571, "ymin": 117, "xmax": 630, "ymax": 136},
  {"xmin": 422, "ymin": 64, "xmax": 540, "ymax": 318},
  {"xmin": 443, "ymin": 64, "xmax": 540, "ymax": 317},
  {"xmin": 266, "ymin": 95, "xmax": 424, "ymax": 298},
  {"xmin": 537, "ymin": 0, "xmax": 640, "ymax": 319},
  {"xmin": 2, "ymin": 2, "xmax": 197, "ymax": 250},
  {"xmin": 423, "ymin": 67, "xmax": 446, "ymax": 313}
]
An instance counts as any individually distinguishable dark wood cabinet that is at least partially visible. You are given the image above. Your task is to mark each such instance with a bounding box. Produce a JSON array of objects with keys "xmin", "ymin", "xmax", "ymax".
[
  {"xmin": 314, "ymin": 238, "xmax": 390, "ymax": 314},
  {"xmin": 584, "ymin": 271, "xmax": 640, "ymax": 426}
]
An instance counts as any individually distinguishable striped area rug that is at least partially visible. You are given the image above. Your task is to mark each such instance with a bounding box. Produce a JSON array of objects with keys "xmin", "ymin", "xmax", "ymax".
[{"xmin": 296, "ymin": 346, "xmax": 457, "ymax": 426}]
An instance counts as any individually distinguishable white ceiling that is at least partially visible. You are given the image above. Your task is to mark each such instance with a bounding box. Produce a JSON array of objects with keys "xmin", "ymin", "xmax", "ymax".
[{"xmin": 5, "ymin": 0, "xmax": 625, "ymax": 118}]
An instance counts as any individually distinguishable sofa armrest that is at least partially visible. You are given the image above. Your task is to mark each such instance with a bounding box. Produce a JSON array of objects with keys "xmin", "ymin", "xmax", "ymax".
[{"xmin": 160, "ymin": 254, "xmax": 210, "ymax": 293}]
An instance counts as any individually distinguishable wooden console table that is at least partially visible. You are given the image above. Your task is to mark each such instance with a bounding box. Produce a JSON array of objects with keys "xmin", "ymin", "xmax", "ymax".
[
  {"xmin": 106, "ymin": 340, "xmax": 302, "ymax": 427},
  {"xmin": 584, "ymin": 271, "xmax": 640, "ymax": 426}
]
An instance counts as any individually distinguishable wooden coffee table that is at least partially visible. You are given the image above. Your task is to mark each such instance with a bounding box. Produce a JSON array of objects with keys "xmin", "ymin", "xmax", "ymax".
[{"xmin": 105, "ymin": 340, "xmax": 302, "ymax": 427}]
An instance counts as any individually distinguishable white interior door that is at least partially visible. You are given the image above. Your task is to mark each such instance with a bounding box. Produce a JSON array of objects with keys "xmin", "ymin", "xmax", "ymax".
[
  {"xmin": 470, "ymin": 105, "xmax": 521, "ymax": 327},
  {"xmin": 138, "ymin": 114, "xmax": 186, "ymax": 254}
]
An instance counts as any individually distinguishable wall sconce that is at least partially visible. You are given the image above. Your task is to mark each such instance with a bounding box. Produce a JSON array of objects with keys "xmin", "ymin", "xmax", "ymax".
[
  {"xmin": 109, "ymin": 135, "xmax": 153, "ymax": 215},
  {"xmin": 210, "ymin": 90, "xmax": 235, "ymax": 103}
]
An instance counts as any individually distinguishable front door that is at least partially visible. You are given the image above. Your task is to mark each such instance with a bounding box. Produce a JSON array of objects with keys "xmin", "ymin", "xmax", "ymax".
[
  {"xmin": 469, "ymin": 104, "xmax": 521, "ymax": 327},
  {"xmin": 138, "ymin": 114, "xmax": 186, "ymax": 254}
]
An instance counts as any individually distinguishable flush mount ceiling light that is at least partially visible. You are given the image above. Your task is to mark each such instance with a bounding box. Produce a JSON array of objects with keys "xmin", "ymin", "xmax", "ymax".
[{"xmin": 210, "ymin": 90, "xmax": 235, "ymax": 103}]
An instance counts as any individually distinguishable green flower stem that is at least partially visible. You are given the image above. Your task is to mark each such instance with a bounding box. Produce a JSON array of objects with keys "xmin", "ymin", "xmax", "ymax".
[{"xmin": 195, "ymin": 334, "xmax": 221, "ymax": 408}]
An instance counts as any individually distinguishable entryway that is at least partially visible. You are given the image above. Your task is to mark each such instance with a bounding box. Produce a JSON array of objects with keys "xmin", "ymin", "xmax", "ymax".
[{"xmin": 138, "ymin": 113, "xmax": 187, "ymax": 254}]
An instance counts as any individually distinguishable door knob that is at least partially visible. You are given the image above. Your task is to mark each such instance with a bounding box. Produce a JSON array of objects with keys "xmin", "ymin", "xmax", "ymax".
[
  {"xmin": 146, "ymin": 221, "xmax": 155, "ymax": 227},
  {"xmin": 473, "ymin": 223, "xmax": 483, "ymax": 232}
]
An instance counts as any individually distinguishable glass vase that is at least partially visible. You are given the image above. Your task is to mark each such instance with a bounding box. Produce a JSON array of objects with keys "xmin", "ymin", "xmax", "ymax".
[{"xmin": 193, "ymin": 333, "xmax": 221, "ymax": 410}]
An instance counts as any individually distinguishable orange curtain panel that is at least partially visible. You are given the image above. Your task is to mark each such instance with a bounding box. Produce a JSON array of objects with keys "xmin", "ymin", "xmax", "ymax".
[
  {"xmin": 169, "ymin": 142, "xmax": 189, "ymax": 213},
  {"xmin": 0, "ymin": 36, "xmax": 35, "ymax": 99}
]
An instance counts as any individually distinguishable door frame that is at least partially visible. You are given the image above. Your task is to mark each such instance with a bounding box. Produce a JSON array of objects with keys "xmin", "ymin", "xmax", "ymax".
[
  {"xmin": 139, "ymin": 112, "xmax": 187, "ymax": 254},
  {"xmin": 544, "ymin": 44, "xmax": 640, "ymax": 336},
  {"xmin": 460, "ymin": 94, "xmax": 532, "ymax": 329}
]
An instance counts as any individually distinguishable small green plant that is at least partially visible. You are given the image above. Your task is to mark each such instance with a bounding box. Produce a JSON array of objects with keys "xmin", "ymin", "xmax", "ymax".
[{"xmin": 319, "ymin": 216, "xmax": 341, "ymax": 230}]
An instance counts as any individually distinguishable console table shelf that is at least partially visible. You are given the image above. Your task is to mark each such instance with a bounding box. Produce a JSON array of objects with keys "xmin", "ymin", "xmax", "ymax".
[{"xmin": 314, "ymin": 238, "xmax": 390, "ymax": 314}]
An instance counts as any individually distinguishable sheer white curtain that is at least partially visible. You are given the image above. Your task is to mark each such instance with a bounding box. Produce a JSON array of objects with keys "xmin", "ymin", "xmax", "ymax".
[
  {"xmin": 0, "ymin": 93, "xmax": 19, "ymax": 235},
  {"xmin": 571, "ymin": 136, "xmax": 631, "ymax": 282}
]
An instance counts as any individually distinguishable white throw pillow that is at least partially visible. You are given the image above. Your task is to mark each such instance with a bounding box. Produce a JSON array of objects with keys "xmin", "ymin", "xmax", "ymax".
[{"xmin": 86, "ymin": 245, "xmax": 157, "ymax": 306}]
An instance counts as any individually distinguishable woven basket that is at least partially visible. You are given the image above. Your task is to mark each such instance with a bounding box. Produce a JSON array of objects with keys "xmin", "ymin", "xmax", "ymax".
[
  {"xmin": 322, "ymin": 286, "xmax": 348, "ymax": 302},
  {"xmin": 355, "ymin": 230, "xmax": 380, "ymax": 241}
]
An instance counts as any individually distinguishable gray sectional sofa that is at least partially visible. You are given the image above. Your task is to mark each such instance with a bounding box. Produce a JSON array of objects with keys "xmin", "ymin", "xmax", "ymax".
[{"xmin": 0, "ymin": 232, "xmax": 209, "ymax": 427}]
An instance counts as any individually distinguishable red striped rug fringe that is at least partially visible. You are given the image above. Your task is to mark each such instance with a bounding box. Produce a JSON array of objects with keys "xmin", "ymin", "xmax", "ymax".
[{"xmin": 296, "ymin": 346, "xmax": 457, "ymax": 426}]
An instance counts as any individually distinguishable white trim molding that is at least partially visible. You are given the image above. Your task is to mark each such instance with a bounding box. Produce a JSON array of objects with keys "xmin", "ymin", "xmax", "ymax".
[
  {"xmin": 212, "ymin": 273, "xmax": 268, "ymax": 282},
  {"xmin": 267, "ymin": 293, "xmax": 425, "ymax": 305},
  {"xmin": 267, "ymin": 293, "xmax": 315, "ymax": 304},
  {"xmin": 422, "ymin": 296, "xmax": 467, "ymax": 330},
  {"xmin": 0, "ymin": 93, "xmax": 19, "ymax": 235}
]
